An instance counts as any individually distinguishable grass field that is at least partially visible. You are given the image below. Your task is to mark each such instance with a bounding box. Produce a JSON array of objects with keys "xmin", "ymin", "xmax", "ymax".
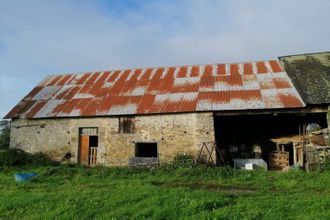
[{"xmin": 0, "ymin": 164, "xmax": 329, "ymax": 219}]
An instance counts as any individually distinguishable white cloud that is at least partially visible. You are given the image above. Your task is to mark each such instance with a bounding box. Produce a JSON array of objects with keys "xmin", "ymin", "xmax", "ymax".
[{"xmin": 0, "ymin": 0, "xmax": 330, "ymax": 118}]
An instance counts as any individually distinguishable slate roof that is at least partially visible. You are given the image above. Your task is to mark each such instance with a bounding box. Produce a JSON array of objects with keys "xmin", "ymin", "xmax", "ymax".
[
  {"xmin": 4, "ymin": 59, "xmax": 305, "ymax": 119},
  {"xmin": 279, "ymin": 52, "xmax": 330, "ymax": 105}
]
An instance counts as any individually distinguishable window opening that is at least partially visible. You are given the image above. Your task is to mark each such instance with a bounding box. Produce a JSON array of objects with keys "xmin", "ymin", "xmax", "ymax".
[
  {"xmin": 119, "ymin": 116, "xmax": 135, "ymax": 133},
  {"xmin": 135, "ymin": 143, "xmax": 158, "ymax": 157}
]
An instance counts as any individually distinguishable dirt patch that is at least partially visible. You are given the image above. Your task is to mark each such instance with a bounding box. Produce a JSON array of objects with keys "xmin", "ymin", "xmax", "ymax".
[{"xmin": 152, "ymin": 181, "xmax": 256, "ymax": 194}]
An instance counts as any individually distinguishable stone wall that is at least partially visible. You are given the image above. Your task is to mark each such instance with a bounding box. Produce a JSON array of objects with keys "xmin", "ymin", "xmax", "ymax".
[
  {"xmin": 327, "ymin": 105, "xmax": 330, "ymax": 145},
  {"xmin": 328, "ymin": 105, "xmax": 330, "ymax": 128},
  {"xmin": 10, "ymin": 112, "xmax": 215, "ymax": 166}
]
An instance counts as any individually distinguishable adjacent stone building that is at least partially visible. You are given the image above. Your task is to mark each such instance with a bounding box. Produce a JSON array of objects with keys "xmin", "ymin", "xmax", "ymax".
[{"xmin": 4, "ymin": 52, "xmax": 330, "ymax": 167}]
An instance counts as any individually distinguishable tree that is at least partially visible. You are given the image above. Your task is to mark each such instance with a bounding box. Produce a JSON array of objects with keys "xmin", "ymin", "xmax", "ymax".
[{"xmin": 0, "ymin": 120, "xmax": 10, "ymax": 149}]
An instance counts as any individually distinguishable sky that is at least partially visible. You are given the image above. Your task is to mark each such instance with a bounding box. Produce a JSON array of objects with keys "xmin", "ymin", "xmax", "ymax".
[{"xmin": 0, "ymin": 0, "xmax": 330, "ymax": 118}]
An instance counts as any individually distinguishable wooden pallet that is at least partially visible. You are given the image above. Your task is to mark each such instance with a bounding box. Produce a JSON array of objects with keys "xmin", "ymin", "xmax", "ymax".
[
  {"xmin": 269, "ymin": 151, "xmax": 289, "ymax": 170},
  {"xmin": 128, "ymin": 157, "xmax": 159, "ymax": 168}
]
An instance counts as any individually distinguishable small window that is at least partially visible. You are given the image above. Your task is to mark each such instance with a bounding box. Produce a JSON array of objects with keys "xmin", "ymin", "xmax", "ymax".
[
  {"xmin": 119, "ymin": 116, "xmax": 135, "ymax": 133},
  {"xmin": 135, "ymin": 143, "xmax": 158, "ymax": 157}
]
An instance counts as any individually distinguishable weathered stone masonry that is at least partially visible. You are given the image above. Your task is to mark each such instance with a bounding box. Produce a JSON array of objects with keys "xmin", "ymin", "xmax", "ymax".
[{"xmin": 10, "ymin": 112, "xmax": 215, "ymax": 166}]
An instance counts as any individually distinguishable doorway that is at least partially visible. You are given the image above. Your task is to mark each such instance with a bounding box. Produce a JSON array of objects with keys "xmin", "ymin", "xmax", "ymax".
[{"xmin": 78, "ymin": 127, "xmax": 98, "ymax": 165}]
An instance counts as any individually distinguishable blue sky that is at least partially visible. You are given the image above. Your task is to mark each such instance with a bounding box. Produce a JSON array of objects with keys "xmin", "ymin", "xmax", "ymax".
[{"xmin": 1, "ymin": 0, "xmax": 330, "ymax": 118}]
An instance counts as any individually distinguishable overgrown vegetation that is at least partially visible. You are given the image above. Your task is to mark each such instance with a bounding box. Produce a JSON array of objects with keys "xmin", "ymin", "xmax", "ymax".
[
  {"xmin": 0, "ymin": 162, "xmax": 329, "ymax": 219},
  {"xmin": 0, "ymin": 120, "xmax": 10, "ymax": 149},
  {"xmin": 0, "ymin": 148, "xmax": 58, "ymax": 166}
]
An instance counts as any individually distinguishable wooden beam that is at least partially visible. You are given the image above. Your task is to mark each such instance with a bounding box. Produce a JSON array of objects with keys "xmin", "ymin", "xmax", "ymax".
[
  {"xmin": 214, "ymin": 106, "xmax": 328, "ymax": 116},
  {"xmin": 293, "ymin": 143, "xmax": 297, "ymax": 165}
]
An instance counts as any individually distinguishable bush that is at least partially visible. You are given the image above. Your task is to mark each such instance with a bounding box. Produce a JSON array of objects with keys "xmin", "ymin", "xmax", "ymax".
[
  {"xmin": 323, "ymin": 157, "xmax": 330, "ymax": 171},
  {"xmin": 0, "ymin": 120, "xmax": 10, "ymax": 149},
  {"xmin": 0, "ymin": 148, "xmax": 58, "ymax": 166},
  {"xmin": 174, "ymin": 154, "xmax": 195, "ymax": 162},
  {"xmin": 0, "ymin": 148, "xmax": 28, "ymax": 166},
  {"xmin": 173, "ymin": 154, "xmax": 195, "ymax": 166},
  {"xmin": 29, "ymin": 152, "xmax": 59, "ymax": 166}
]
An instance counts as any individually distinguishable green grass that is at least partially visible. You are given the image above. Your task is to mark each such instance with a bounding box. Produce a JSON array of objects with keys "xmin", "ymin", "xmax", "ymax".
[{"xmin": 0, "ymin": 164, "xmax": 329, "ymax": 219}]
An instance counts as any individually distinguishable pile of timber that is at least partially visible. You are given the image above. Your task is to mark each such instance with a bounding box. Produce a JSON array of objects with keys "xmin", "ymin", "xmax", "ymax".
[
  {"xmin": 268, "ymin": 128, "xmax": 329, "ymax": 171},
  {"xmin": 128, "ymin": 157, "xmax": 159, "ymax": 168},
  {"xmin": 305, "ymin": 129, "xmax": 329, "ymax": 171},
  {"xmin": 308, "ymin": 130, "xmax": 327, "ymax": 146},
  {"xmin": 269, "ymin": 151, "xmax": 289, "ymax": 171}
]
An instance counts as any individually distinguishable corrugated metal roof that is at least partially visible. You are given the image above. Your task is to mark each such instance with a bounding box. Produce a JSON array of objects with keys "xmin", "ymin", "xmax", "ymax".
[{"xmin": 5, "ymin": 60, "xmax": 305, "ymax": 119}]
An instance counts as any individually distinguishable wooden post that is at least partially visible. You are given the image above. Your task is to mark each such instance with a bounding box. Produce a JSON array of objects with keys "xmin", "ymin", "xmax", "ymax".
[
  {"xmin": 89, "ymin": 147, "xmax": 98, "ymax": 165},
  {"xmin": 293, "ymin": 143, "xmax": 297, "ymax": 165}
]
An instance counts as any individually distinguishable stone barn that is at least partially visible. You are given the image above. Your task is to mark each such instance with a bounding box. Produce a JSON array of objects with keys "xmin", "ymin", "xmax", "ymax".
[{"xmin": 4, "ymin": 52, "xmax": 330, "ymax": 168}]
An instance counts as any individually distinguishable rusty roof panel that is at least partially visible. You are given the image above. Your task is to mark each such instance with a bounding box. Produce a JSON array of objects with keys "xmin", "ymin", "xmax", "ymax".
[
  {"xmin": 256, "ymin": 62, "xmax": 268, "ymax": 74},
  {"xmin": 22, "ymin": 86, "xmax": 43, "ymax": 100},
  {"xmin": 273, "ymin": 77, "xmax": 292, "ymax": 89},
  {"xmin": 33, "ymin": 100, "xmax": 65, "ymax": 118},
  {"xmin": 5, "ymin": 59, "xmax": 305, "ymax": 119},
  {"xmin": 230, "ymin": 64, "xmax": 240, "ymax": 76},
  {"xmin": 200, "ymin": 76, "xmax": 215, "ymax": 90},
  {"xmin": 140, "ymin": 68, "xmax": 153, "ymax": 80},
  {"xmin": 203, "ymin": 65, "xmax": 214, "ymax": 77},
  {"xmin": 217, "ymin": 64, "xmax": 226, "ymax": 75},
  {"xmin": 107, "ymin": 70, "xmax": 120, "ymax": 82},
  {"xmin": 147, "ymin": 78, "xmax": 162, "ymax": 93},
  {"xmin": 152, "ymin": 68, "xmax": 164, "ymax": 80},
  {"xmin": 180, "ymin": 99, "xmax": 197, "ymax": 112},
  {"xmin": 261, "ymin": 89, "xmax": 283, "ymax": 108},
  {"xmin": 277, "ymin": 88, "xmax": 305, "ymax": 107},
  {"xmin": 55, "ymin": 85, "xmax": 73, "ymax": 99},
  {"xmin": 81, "ymin": 99, "xmax": 101, "ymax": 116},
  {"xmin": 57, "ymin": 99, "xmax": 80, "ymax": 116},
  {"xmin": 76, "ymin": 73, "xmax": 92, "ymax": 85},
  {"xmin": 158, "ymin": 77, "xmax": 174, "ymax": 94},
  {"xmin": 56, "ymin": 75, "xmax": 72, "ymax": 86},
  {"xmin": 24, "ymin": 101, "xmax": 47, "ymax": 118},
  {"xmin": 243, "ymin": 63, "xmax": 253, "ymax": 75},
  {"xmin": 269, "ymin": 60, "xmax": 283, "ymax": 73},
  {"xmin": 47, "ymin": 75, "xmax": 62, "ymax": 86},
  {"xmin": 74, "ymin": 98, "xmax": 93, "ymax": 116},
  {"xmin": 177, "ymin": 66, "xmax": 188, "ymax": 78},
  {"xmin": 62, "ymin": 86, "xmax": 81, "ymax": 99},
  {"xmin": 166, "ymin": 67, "xmax": 176, "ymax": 78},
  {"xmin": 137, "ymin": 94, "xmax": 155, "ymax": 114},
  {"xmin": 190, "ymin": 65, "xmax": 200, "ymax": 77}
]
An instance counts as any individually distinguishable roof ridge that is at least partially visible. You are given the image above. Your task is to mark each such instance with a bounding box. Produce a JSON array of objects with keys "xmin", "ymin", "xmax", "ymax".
[
  {"xmin": 46, "ymin": 58, "xmax": 281, "ymax": 78},
  {"xmin": 279, "ymin": 51, "xmax": 330, "ymax": 58}
]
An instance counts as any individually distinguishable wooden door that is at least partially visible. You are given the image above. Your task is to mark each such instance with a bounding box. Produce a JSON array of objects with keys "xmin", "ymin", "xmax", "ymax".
[
  {"xmin": 79, "ymin": 135, "xmax": 89, "ymax": 165},
  {"xmin": 305, "ymin": 148, "xmax": 317, "ymax": 172}
]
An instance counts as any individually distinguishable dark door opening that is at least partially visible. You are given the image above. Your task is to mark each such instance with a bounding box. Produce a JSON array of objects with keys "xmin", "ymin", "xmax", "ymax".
[
  {"xmin": 283, "ymin": 144, "xmax": 294, "ymax": 166},
  {"xmin": 135, "ymin": 143, "xmax": 158, "ymax": 157},
  {"xmin": 89, "ymin": 136, "xmax": 98, "ymax": 147}
]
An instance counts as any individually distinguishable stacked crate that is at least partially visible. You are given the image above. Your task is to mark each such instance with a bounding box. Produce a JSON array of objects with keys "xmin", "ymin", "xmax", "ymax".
[{"xmin": 269, "ymin": 151, "xmax": 289, "ymax": 171}]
